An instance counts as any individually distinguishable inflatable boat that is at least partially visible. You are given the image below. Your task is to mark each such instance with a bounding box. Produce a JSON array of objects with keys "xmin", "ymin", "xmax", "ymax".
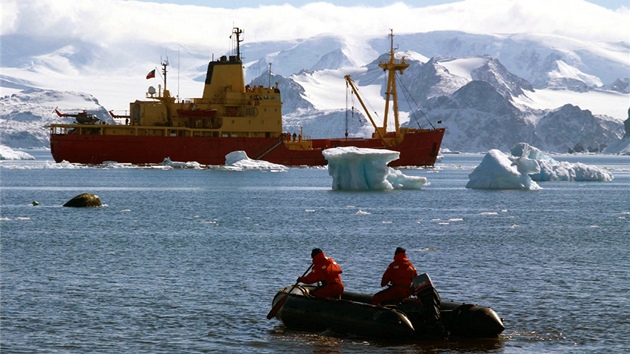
[{"xmin": 269, "ymin": 273, "xmax": 504, "ymax": 339}]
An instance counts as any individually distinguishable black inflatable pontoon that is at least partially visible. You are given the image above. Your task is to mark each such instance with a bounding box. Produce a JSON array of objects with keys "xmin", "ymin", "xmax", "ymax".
[{"xmin": 270, "ymin": 273, "xmax": 504, "ymax": 339}]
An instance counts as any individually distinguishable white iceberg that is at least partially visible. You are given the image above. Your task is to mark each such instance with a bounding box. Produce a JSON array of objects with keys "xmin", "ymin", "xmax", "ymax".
[
  {"xmin": 0, "ymin": 144, "xmax": 35, "ymax": 160},
  {"xmin": 44, "ymin": 160, "xmax": 82, "ymax": 169},
  {"xmin": 466, "ymin": 149, "xmax": 541, "ymax": 190},
  {"xmin": 223, "ymin": 151, "xmax": 288, "ymax": 171},
  {"xmin": 323, "ymin": 146, "xmax": 428, "ymax": 191},
  {"xmin": 511, "ymin": 143, "xmax": 614, "ymax": 182},
  {"xmin": 160, "ymin": 157, "xmax": 202, "ymax": 169},
  {"xmin": 467, "ymin": 143, "xmax": 615, "ymax": 189}
]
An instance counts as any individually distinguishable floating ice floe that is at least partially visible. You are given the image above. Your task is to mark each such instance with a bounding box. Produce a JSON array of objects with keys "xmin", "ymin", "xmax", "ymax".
[
  {"xmin": 323, "ymin": 146, "xmax": 428, "ymax": 191},
  {"xmin": 0, "ymin": 144, "xmax": 35, "ymax": 160},
  {"xmin": 160, "ymin": 157, "xmax": 202, "ymax": 169},
  {"xmin": 102, "ymin": 161, "xmax": 137, "ymax": 168},
  {"xmin": 511, "ymin": 143, "xmax": 614, "ymax": 182},
  {"xmin": 222, "ymin": 151, "xmax": 288, "ymax": 171},
  {"xmin": 467, "ymin": 143, "xmax": 614, "ymax": 190},
  {"xmin": 45, "ymin": 160, "xmax": 82, "ymax": 169}
]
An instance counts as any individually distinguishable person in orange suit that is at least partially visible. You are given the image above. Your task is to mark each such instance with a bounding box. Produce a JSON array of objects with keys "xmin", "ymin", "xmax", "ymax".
[
  {"xmin": 298, "ymin": 248, "xmax": 344, "ymax": 299},
  {"xmin": 371, "ymin": 247, "xmax": 418, "ymax": 305}
]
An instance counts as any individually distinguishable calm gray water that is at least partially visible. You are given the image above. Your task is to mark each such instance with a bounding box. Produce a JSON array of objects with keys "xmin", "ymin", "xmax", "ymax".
[{"xmin": 1, "ymin": 151, "xmax": 629, "ymax": 353}]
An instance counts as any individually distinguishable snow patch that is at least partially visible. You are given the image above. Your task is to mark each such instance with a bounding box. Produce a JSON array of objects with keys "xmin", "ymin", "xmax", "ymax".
[
  {"xmin": 548, "ymin": 60, "xmax": 603, "ymax": 87},
  {"xmin": 440, "ymin": 57, "xmax": 489, "ymax": 80}
]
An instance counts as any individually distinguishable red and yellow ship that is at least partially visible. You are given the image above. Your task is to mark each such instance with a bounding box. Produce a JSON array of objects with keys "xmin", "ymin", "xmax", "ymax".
[{"xmin": 49, "ymin": 28, "xmax": 445, "ymax": 167}]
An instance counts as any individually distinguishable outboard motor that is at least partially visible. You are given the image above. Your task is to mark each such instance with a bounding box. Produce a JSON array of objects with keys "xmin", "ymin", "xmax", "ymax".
[
  {"xmin": 397, "ymin": 273, "xmax": 443, "ymax": 336},
  {"xmin": 413, "ymin": 273, "xmax": 441, "ymax": 322}
]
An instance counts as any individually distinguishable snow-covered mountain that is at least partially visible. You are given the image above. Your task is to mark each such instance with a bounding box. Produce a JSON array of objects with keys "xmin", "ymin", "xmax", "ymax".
[
  {"xmin": 1, "ymin": 0, "xmax": 629, "ymax": 154},
  {"xmin": 0, "ymin": 89, "xmax": 110, "ymax": 149}
]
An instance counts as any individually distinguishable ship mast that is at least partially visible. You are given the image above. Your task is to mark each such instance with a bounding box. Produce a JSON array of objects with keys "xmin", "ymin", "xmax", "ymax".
[
  {"xmin": 231, "ymin": 27, "xmax": 244, "ymax": 60},
  {"xmin": 161, "ymin": 58, "xmax": 169, "ymax": 93},
  {"xmin": 379, "ymin": 29, "xmax": 408, "ymax": 136},
  {"xmin": 344, "ymin": 30, "xmax": 409, "ymax": 144}
]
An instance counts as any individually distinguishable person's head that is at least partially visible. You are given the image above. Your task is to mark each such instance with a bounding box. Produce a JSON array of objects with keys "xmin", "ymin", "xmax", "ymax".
[
  {"xmin": 311, "ymin": 248, "xmax": 323, "ymax": 258},
  {"xmin": 394, "ymin": 247, "xmax": 407, "ymax": 259}
]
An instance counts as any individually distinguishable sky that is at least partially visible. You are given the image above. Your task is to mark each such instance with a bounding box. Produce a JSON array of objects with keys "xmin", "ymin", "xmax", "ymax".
[
  {"xmin": 130, "ymin": 0, "xmax": 629, "ymax": 11},
  {"xmin": 4, "ymin": 0, "xmax": 627, "ymax": 50}
]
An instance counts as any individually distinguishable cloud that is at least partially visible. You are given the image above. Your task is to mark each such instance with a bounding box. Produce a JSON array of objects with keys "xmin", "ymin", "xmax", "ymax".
[
  {"xmin": 2, "ymin": 0, "xmax": 628, "ymax": 52},
  {"xmin": 1, "ymin": 0, "xmax": 18, "ymax": 34}
]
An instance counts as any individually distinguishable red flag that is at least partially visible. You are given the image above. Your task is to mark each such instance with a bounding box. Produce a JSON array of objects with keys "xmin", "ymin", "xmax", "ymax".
[{"xmin": 146, "ymin": 69, "xmax": 155, "ymax": 79}]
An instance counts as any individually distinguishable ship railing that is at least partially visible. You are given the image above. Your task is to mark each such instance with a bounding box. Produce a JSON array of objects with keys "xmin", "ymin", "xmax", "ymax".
[
  {"xmin": 254, "ymin": 136, "xmax": 284, "ymax": 160},
  {"xmin": 49, "ymin": 124, "xmax": 292, "ymax": 142},
  {"xmin": 49, "ymin": 123, "xmax": 220, "ymax": 137}
]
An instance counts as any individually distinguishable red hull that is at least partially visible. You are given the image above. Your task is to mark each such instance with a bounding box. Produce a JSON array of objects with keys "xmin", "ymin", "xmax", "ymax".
[{"xmin": 50, "ymin": 129, "xmax": 444, "ymax": 167}]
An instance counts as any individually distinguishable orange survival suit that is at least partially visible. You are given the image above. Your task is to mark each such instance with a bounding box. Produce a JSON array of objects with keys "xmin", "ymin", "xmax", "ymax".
[
  {"xmin": 299, "ymin": 250, "xmax": 344, "ymax": 299},
  {"xmin": 371, "ymin": 248, "xmax": 418, "ymax": 305}
]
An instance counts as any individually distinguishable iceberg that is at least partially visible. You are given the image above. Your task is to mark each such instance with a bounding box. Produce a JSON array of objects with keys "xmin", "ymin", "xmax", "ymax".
[
  {"xmin": 0, "ymin": 144, "xmax": 35, "ymax": 160},
  {"xmin": 511, "ymin": 143, "xmax": 614, "ymax": 182},
  {"xmin": 160, "ymin": 157, "xmax": 202, "ymax": 169},
  {"xmin": 223, "ymin": 151, "xmax": 288, "ymax": 171},
  {"xmin": 322, "ymin": 147, "xmax": 428, "ymax": 191},
  {"xmin": 466, "ymin": 149, "xmax": 541, "ymax": 190},
  {"xmin": 467, "ymin": 143, "xmax": 614, "ymax": 190}
]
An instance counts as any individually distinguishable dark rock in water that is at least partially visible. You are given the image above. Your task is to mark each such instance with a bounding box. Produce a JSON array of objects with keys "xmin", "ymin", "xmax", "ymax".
[{"xmin": 63, "ymin": 193, "xmax": 102, "ymax": 207}]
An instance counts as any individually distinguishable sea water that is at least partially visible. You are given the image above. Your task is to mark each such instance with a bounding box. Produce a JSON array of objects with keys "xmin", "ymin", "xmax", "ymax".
[{"xmin": 1, "ymin": 151, "xmax": 629, "ymax": 353}]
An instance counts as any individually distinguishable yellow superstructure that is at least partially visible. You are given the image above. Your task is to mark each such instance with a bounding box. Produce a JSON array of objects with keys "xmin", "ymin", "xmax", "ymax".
[{"xmin": 126, "ymin": 27, "xmax": 283, "ymax": 139}]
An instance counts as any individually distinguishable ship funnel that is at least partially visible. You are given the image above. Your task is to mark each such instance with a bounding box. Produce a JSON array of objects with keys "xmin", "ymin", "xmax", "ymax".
[
  {"xmin": 202, "ymin": 31, "xmax": 246, "ymax": 99},
  {"xmin": 202, "ymin": 59, "xmax": 245, "ymax": 99}
]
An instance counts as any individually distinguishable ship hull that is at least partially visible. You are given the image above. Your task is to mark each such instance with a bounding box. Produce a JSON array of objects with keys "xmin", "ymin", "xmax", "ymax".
[{"xmin": 50, "ymin": 128, "xmax": 445, "ymax": 166}]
